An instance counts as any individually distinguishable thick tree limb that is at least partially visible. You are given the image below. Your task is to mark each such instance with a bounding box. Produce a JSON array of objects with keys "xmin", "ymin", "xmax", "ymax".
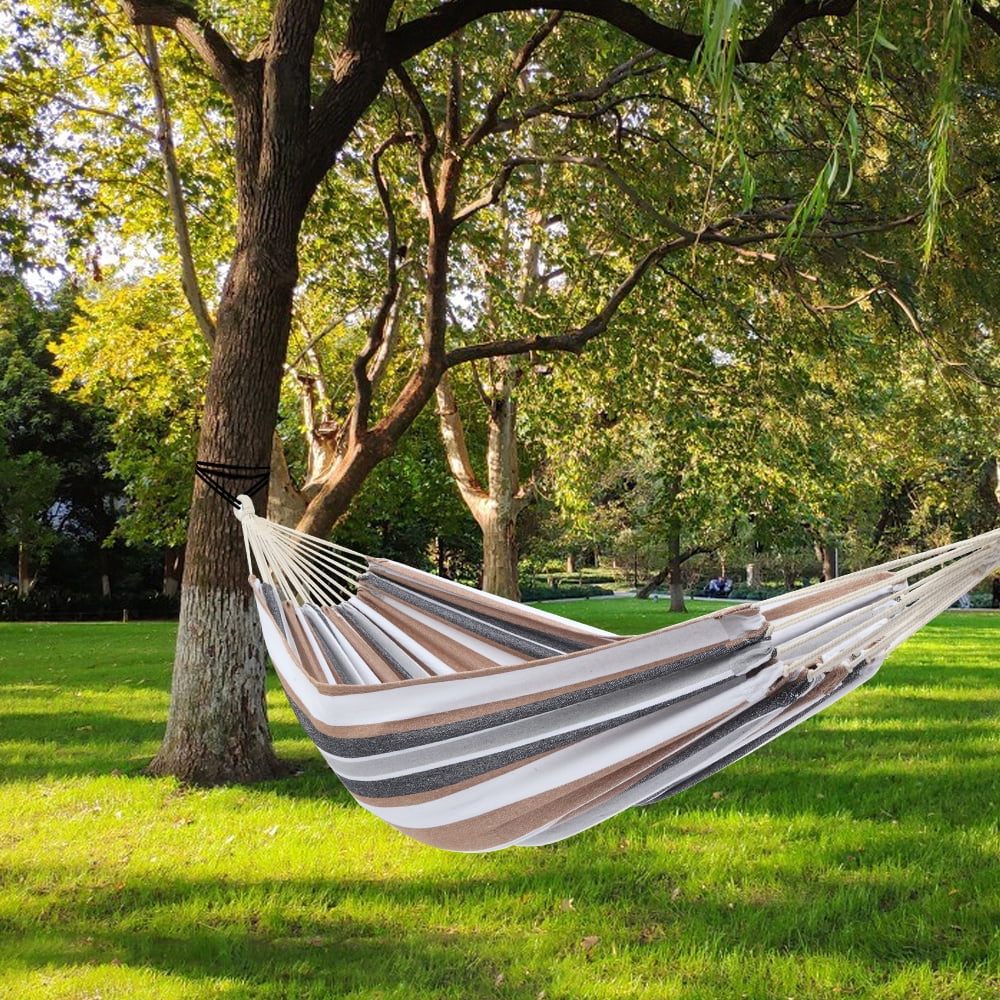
[
  {"xmin": 444, "ymin": 238, "xmax": 683, "ymax": 368},
  {"xmin": 388, "ymin": 0, "xmax": 857, "ymax": 66},
  {"xmin": 435, "ymin": 373, "xmax": 487, "ymax": 503},
  {"xmin": 972, "ymin": 2, "xmax": 1000, "ymax": 37},
  {"xmin": 119, "ymin": 0, "xmax": 246, "ymax": 97},
  {"xmin": 442, "ymin": 199, "xmax": 924, "ymax": 371}
]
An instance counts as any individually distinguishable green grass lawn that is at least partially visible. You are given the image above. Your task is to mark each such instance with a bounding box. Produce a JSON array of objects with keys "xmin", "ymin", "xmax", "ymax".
[{"xmin": 1, "ymin": 605, "xmax": 998, "ymax": 1000}]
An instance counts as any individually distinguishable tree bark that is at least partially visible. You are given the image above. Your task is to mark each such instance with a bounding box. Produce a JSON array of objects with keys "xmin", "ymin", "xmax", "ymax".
[
  {"xmin": 480, "ymin": 502, "xmax": 522, "ymax": 600},
  {"xmin": 17, "ymin": 543, "xmax": 35, "ymax": 598},
  {"xmin": 147, "ymin": 235, "xmax": 299, "ymax": 784},
  {"xmin": 666, "ymin": 527, "xmax": 686, "ymax": 613},
  {"xmin": 814, "ymin": 540, "xmax": 836, "ymax": 581}
]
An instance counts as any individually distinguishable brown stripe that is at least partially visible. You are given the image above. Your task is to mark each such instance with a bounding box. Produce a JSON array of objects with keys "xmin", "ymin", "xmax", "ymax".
[
  {"xmin": 356, "ymin": 586, "xmax": 520, "ymax": 673},
  {"xmin": 283, "ymin": 601, "xmax": 339, "ymax": 684},
  {"xmin": 368, "ymin": 560, "xmax": 617, "ymax": 647},
  {"xmin": 763, "ymin": 572, "xmax": 896, "ymax": 624},
  {"xmin": 384, "ymin": 707, "xmax": 740, "ymax": 851},
  {"xmin": 252, "ymin": 583, "xmax": 308, "ymax": 678},
  {"xmin": 280, "ymin": 625, "xmax": 771, "ymax": 742},
  {"xmin": 320, "ymin": 606, "xmax": 405, "ymax": 684}
]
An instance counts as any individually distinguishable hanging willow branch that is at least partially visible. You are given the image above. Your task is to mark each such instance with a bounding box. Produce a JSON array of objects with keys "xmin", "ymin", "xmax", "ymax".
[{"xmin": 924, "ymin": 0, "xmax": 970, "ymax": 267}]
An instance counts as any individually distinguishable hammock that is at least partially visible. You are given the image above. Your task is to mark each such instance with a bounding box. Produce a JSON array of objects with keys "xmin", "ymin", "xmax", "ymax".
[{"xmin": 234, "ymin": 496, "xmax": 1000, "ymax": 853}]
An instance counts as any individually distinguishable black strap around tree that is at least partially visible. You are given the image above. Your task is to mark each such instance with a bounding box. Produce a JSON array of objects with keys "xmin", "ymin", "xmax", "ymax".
[{"xmin": 195, "ymin": 461, "xmax": 270, "ymax": 508}]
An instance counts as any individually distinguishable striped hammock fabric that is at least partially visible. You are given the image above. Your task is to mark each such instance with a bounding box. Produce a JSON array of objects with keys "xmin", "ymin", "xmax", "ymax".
[{"xmin": 235, "ymin": 496, "xmax": 1000, "ymax": 853}]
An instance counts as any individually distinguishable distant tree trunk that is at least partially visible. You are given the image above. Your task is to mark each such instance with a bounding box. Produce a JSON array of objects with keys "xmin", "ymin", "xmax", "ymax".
[
  {"xmin": 17, "ymin": 543, "xmax": 36, "ymax": 597},
  {"xmin": 814, "ymin": 541, "xmax": 836, "ymax": 581},
  {"xmin": 665, "ymin": 528, "xmax": 686, "ymax": 612},
  {"xmin": 436, "ymin": 369, "xmax": 531, "ymax": 601},
  {"xmin": 163, "ymin": 546, "xmax": 184, "ymax": 598},
  {"xmin": 481, "ymin": 390, "xmax": 529, "ymax": 600},
  {"xmin": 745, "ymin": 562, "xmax": 757, "ymax": 588},
  {"xmin": 637, "ymin": 526, "xmax": 714, "ymax": 610}
]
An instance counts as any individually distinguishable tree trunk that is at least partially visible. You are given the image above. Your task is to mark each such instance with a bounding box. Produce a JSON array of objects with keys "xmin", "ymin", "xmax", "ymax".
[
  {"xmin": 147, "ymin": 238, "xmax": 298, "ymax": 784},
  {"xmin": 666, "ymin": 527, "xmax": 686, "ymax": 612},
  {"xmin": 814, "ymin": 541, "xmax": 836, "ymax": 581},
  {"xmin": 17, "ymin": 543, "xmax": 34, "ymax": 598},
  {"xmin": 163, "ymin": 546, "xmax": 184, "ymax": 598},
  {"xmin": 636, "ymin": 525, "xmax": 686, "ymax": 611},
  {"xmin": 480, "ymin": 502, "xmax": 521, "ymax": 600},
  {"xmin": 479, "ymin": 390, "xmax": 527, "ymax": 600},
  {"xmin": 434, "ymin": 369, "xmax": 529, "ymax": 601},
  {"xmin": 268, "ymin": 430, "xmax": 307, "ymax": 527}
]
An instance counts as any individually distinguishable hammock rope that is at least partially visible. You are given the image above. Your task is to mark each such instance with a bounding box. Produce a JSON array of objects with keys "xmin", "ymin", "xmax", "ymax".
[{"xmin": 234, "ymin": 494, "xmax": 1000, "ymax": 852}]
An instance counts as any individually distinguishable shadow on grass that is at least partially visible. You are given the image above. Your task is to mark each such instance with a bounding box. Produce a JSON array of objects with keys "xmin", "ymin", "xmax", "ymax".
[
  {"xmin": 3, "ymin": 824, "xmax": 997, "ymax": 999},
  {"xmin": 3, "ymin": 683, "xmax": 997, "ymax": 829}
]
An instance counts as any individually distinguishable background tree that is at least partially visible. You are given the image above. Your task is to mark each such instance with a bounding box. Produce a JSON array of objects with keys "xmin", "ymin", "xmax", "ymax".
[
  {"xmin": 0, "ymin": 272, "xmax": 125, "ymax": 596},
  {"xmin": 0, "ymin": 444, "xmax": 59, "ymax": 595}
]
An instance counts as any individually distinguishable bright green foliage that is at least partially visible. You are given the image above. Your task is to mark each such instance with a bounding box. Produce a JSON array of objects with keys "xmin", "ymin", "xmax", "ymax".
[
  {"xmin": 50, "ymin": 276, "xmax": 210, "ymax": 548},
  {"xmin": 7, "ymin": 1, "xmax": 1000, "ymax": 586},
  {"xmin": 0, "ymin": 1, "xmax": 238, "ymax": 279}
]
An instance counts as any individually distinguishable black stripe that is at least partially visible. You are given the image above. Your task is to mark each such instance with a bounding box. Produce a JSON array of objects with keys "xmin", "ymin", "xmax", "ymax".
[
  {"xmin": 301, "ymin": 629, "xmax": 772, "ymax": 759},
  {"xmin": 635, "ymin": 658, "xmax": 879, "ymax": 805},
  {"xmin": 284, "ymin": 642, "xmax": 775, "ymax": 800},
  {"xmin": 362, "ymin": 572, "xmax": 591, "ymax": 656}
]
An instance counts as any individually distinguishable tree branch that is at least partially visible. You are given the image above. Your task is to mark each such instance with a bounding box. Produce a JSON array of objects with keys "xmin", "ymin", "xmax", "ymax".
[
  {"xmin": 972, "ymin": 2, "xmax": 1000, "ymax": 38},
  {"xmin": 444, "ymin": 238, "xmax": 685, "ymax": 368},
  {"xmin": 462, "ymin": 11, "xmax": 563, "ymax": 153},
  {"xmin": 349, "ymin": 133, "xmax": 412, "ymax": 438},
  {"xmin": 435, "ymin": 373, "xmax": 487, "ymax": 504},
  {"xmin": 388, "ymin": 0, "xmax": 857, "ymax": 66},
  {"xmin": 443, "ymin": 198, "xmax": 924, "ymax": 370},
  {"xmin": 139, "ymin": 25, "xmax": 216, "ymax": 347},
  {"xmin": 119, "ymin": 0, "xmax": 246, "ymax": 97}
]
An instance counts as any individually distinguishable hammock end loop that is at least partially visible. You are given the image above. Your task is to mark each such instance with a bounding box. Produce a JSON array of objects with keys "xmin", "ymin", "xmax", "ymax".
[{"xmin": 234, "ymin": 494, "xmax": 256, "ymax": 522}]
